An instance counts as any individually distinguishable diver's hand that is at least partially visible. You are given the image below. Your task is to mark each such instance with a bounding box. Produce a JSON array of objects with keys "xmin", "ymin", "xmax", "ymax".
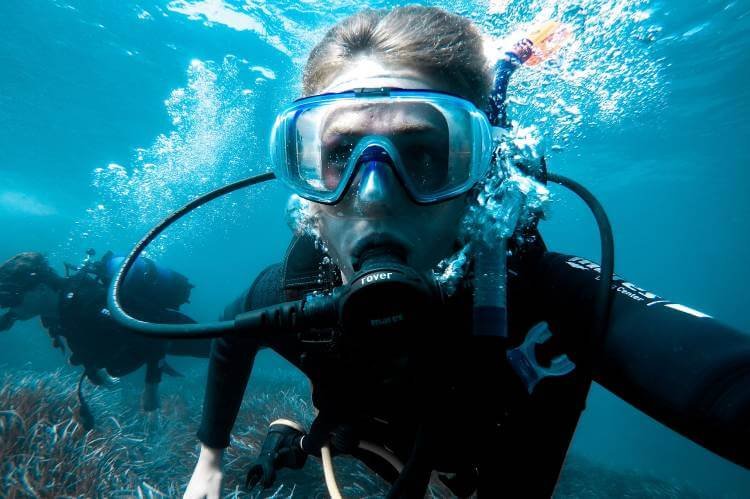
[
  {"xmin": 184, "ymin": 444, "xmax": 224, "ymax": 499},
  {"xmin": 246, "ymin": 419, "xmax": 307, "ymax": 490},
  {"xmin": 0, "ymin": 311, "xmax": 17, "ymax": 332},
  {"xmin": 244, "ymin": 458, "xmax": 276, "ymax": 490}
]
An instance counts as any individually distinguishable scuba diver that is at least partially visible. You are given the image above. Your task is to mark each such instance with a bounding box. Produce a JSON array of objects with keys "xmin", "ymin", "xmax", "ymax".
[
  {"xmin": 0, "ymin": 250, "xmax": 209, "ymax": 422},
  {"xmin": 102, "ymin": 6, "xmax": 749, "ymax": 498}
]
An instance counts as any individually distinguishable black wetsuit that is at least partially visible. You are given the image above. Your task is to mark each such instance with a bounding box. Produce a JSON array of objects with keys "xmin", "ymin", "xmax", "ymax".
[
  {"xmin": 197, "ymin": 235, "xmax": 750, "ymax": 496},
  {"xmin": 42, "ymin": 272, "xmax": 209, "ymax": 385}
]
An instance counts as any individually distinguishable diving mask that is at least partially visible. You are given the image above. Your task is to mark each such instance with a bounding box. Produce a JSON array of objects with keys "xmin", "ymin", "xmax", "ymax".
[{"xmin": 270, "ymin": 88, "xmax": 494, "ymax": 204}]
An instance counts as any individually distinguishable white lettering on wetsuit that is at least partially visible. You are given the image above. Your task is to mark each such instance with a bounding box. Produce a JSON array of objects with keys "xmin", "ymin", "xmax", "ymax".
[
  {"xmin": 566, "ymin": 257, "xmax": 659, "ymax": 302},
  {"xmin": 564, "ymin": 257, "xmax": 712, "ymax": 318}
]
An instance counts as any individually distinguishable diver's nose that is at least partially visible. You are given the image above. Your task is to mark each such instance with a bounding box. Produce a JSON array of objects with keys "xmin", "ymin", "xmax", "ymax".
[{"xmin": 353, "ymin": 160, "xmax": 406, "ymax": 215}]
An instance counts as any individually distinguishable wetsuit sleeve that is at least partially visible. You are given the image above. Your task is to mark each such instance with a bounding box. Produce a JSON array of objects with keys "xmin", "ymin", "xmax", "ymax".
[
  {"xmin": 196, "ymin": 332, "xmax": 260, "ymax": 448},
  {"xmin": 488, "ymin": 57, "xmax": 521, "ymax": 128},
  {"xmin": 196, "ymin": 264, "xmax": 284, "ymax": 449},
  {"xmin": 532, "ymin": 252, "xmax": 750, "ymax": 468}
]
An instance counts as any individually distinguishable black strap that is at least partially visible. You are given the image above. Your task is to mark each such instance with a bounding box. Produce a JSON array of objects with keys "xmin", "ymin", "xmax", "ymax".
[
  {"xmin": 246, "ymin": 264, "xmax": 285, "ymax": 310},
  {"xmin": 244, "ymin": 235, "xmax": 341, "ymax": 312}
]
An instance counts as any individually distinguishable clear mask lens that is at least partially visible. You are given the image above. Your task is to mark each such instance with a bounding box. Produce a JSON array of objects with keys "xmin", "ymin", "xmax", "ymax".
[{"xmin": 271, "ymin": 90, "xmax": 493, "ymax": 204}]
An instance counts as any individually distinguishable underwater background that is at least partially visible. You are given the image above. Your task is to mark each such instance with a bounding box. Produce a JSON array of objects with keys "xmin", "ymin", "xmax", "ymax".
[{"xmin": 1, "ymin": 0, "xmax": 749, "ymax": 497}]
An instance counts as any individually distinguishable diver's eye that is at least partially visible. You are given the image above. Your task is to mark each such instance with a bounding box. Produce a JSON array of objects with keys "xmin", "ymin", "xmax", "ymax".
[
  {"xmin": 322, "ymin": 137, "xmax": 356, "ymax": 189},
  {"xmin": 323, "ymin": 135, "xmax": 356, "ymax": 165},
  {"xmin": 404, "ymin": 144, "xmax": 442, "ymax": 171},
  {"xmin": 325, "ymin": 143, "xmax": 354, "ymax": 164},
  {"xmin": 401, "ymin": 144, "xmax": 449, "ymax": 191}
]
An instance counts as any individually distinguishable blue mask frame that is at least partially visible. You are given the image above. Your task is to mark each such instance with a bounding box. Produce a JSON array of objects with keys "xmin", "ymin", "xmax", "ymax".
[{"xmin": 270, "ymin": 88, "xmax": 495, "ymax": 205}]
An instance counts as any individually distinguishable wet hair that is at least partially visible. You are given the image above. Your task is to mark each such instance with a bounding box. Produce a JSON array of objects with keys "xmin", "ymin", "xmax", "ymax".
[
  {"xmin": 303, "ymin": 6, "xmax": 492, "ymax": 108},
  {"xmin": 0, "ymin": 252, "xmax": 62, "ymax": 296}
]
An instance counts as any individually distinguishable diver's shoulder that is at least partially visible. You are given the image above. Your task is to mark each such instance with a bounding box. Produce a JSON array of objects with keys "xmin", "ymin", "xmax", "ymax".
[
  {"xmin": 247, "ymin": 263, "xmax": 287, "ymax": 309},
  {"xmin": 508, "ymin": 248, "xmax": 587, "ymax": 288},
  {"xmin": 221, "ymin": 263, "xmax": 285, "ymax": 319}
]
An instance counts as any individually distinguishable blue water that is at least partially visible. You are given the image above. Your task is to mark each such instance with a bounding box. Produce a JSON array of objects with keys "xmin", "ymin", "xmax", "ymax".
[{"xmin": 1, "ymin": 0, "xmax": 749, "ymax": 496}]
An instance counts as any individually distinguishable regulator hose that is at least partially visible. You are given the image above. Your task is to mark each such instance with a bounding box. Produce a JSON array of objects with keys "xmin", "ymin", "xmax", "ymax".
[
  {"xmin": 107, "ymin": 172, "xmax": 278, "ymax": 339},
  {"xmin": 547, "ymin": 172, "xmax": 615, "ymax": 344},
  {"xmin": 321, "ymin": 444, "xmax": 343, "ymax": 499},
  {"xmin": 321, "ymin": 439, "xmax": 405, "ymax": 499},
  {"xmin": 107, "ymin": 169, "xmax": 614, "ymax": 353}
]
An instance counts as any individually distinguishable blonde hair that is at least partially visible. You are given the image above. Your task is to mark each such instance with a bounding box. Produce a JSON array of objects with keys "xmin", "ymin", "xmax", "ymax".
[{"xmin": 303, "ymin": 6, "xmax": 492, "ymax": 108}]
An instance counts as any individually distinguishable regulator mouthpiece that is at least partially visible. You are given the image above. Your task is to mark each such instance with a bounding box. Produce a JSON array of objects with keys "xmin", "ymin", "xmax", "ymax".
[{"xmin": 338, "ymin": 247, "xmax": 439, "ymax": 338}]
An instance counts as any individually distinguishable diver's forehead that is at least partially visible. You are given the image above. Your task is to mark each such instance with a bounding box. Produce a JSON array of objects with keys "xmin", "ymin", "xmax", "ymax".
[{"xmin": 322, "ymin": 57, "xmax": 441, "ymax": 93}]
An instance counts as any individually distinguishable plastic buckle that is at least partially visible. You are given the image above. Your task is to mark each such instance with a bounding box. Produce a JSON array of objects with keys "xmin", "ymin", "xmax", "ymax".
[{"xmin": 506, "ymin": 321, "xmax": 575, "ymax": 394}]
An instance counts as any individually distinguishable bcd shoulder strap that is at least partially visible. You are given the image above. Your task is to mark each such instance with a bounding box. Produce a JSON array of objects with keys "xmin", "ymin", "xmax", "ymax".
[{"xmin": 243, "ymin": 235, "xmax": 341, "ymax": 313}]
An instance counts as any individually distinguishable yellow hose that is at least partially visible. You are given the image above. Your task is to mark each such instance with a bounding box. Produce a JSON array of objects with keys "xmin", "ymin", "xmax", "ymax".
[
  {"xmin": 321, "ymin": 440, "xmax": 405, "ymax": 498},
  {"xmin": 321, "ymin": 444, "xmax": 343, "ymax": 499},
  {"xmin": 359, "ymin": 440, "xmax": 404, "ymax": 472}
]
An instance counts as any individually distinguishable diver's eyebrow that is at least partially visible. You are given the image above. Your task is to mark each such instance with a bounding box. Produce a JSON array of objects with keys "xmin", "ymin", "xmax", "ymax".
[
  {"xmin": 320, "ymin": 102, "xmax": 440, "ymax": 139},
  {"xmin": 388, "ymin": 122, "xmax": 438, "ymax": 133}
]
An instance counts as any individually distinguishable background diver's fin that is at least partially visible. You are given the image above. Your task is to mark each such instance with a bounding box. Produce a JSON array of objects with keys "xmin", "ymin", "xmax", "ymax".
[
  {"xmin": 77, "ymin": 372, "xmax": 95, "ymax": 431},
  {"xmin": 160, "ymin": 360, "xmax": 184, "ymax": 378}
]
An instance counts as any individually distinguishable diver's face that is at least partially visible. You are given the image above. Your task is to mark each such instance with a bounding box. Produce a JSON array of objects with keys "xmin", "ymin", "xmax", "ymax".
[{"xmin": 310, "ymin": 58, "xmax": 471, "ymax": 279}]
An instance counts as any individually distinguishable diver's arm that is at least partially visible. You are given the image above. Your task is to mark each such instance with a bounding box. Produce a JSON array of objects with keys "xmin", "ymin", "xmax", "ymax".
[
  {"xmin": 489, "ymin": 22, "xmax": 567, "ymax": 127},
  {"xmin": 196, "ymin": 264, "xmax": 285, "ymax": 449},
  {"xmin": 186, "ymin": 330, "xmax": 259, "ymax": 498},
  {"xmin": 186, "ymin": 285, "xmax": 263, "ymax": 497},
  {"xmin": 532, "ymin": 252, "xmax": 750, "ymax": 468},
  {"xmin": 488, "ymin": 44, "xmax": 530, "ymax": 128},
  {"xmin": 196, "ymin": 334, "xmax": 260, "ymax": 448}
]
